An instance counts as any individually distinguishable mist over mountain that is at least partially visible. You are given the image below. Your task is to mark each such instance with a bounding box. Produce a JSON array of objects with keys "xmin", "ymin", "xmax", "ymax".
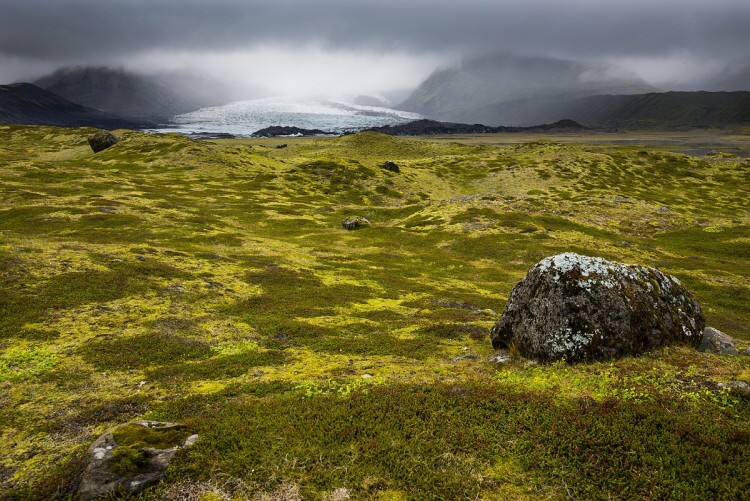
[
  {"xmin": 34, "ymin": 66, "xmax": 205, "ymax": 119},
  {"xmin": 705, "ymin": 59, "xmax": 750, "ymax": 92},
  {"xmin": 398, "ymin": 53, "xmax": 655, "ymax": 125}
]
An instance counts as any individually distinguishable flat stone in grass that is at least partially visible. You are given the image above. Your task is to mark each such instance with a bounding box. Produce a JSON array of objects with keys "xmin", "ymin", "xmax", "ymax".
[
  {"xmin": 77, "ymin": 420, "xmax": 198, "ymax": 499},
  {"xmin": 491, "ymin": 253, "xmax": 705, "ymax": 362}
]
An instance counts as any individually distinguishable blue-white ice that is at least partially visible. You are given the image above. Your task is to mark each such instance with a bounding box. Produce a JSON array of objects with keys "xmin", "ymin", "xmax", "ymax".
[{"xmin": 146, "ymin": 96, "xmax": 422, "ymax": 137}]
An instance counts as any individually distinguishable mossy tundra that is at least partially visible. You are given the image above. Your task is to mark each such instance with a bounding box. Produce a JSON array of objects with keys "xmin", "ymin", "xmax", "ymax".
[{"xmin": 1, "ymin": 125, "xmax": 749, "ymax": 499}]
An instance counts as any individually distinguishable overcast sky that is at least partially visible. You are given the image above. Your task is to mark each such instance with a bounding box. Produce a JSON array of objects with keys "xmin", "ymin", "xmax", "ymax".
[{"xmin": 1, "ymin": 0, "xmax": 749, "ymax": 99}]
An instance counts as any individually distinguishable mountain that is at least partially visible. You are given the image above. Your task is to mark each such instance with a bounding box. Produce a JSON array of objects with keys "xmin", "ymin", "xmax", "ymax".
[
  {"xmin": 0, "ymin": 83, "xmax": 143, "ymax": 128},
  {"xmin": 34, "ymin": 66, "xmax": 198, "ymax": 119},
  {"xmin": 482, "ymin": 91, "xmax": 750, "ymax": 130},
  {"xmin": 398, "ymin": 53, "xmax": 654, "ymax": 125},
  {"xmin": 366, "ymin": 118, "xmax": 588, "ymax": 135}
]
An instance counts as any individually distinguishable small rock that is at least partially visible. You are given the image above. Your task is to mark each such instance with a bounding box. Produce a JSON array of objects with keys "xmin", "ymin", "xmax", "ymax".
[
  {"xmin": 746, "ymin": 347, "xmax": 750, "ymax": 356},
  {"xmin": 276, "ymin": 143, "xmax": 288, "ymax": 149},
  {"xmin": 451, "ymin": 354, "xmax": 478, "ymax": 362},
  {"xmin": 362, "ymin": 374, "xmax": 373, "ymax": 379},
  {"xmin": 698, "ymin": 327, "xmax": 739, "ymax": 355},
  {"xmin": 717, "ymin": 381, "xmax": 750, "ymax": 395},
  {"xmin": 87, "ymin": 131, "xmax": 118, "ymax": 153},
  {"xmin": 381, "ymin": 161, "xmax": 400, "ymax": 173},
  {"xmin": 489, "ymin": 353, "xmax": 512, "ymax": 364},
  {"xmin": 342, "ymin": 216, "xmax": 371, "ymax": 231},
  {"xmin": 658, "ymin": 206, "xmax": 670, "ymax": 214}
]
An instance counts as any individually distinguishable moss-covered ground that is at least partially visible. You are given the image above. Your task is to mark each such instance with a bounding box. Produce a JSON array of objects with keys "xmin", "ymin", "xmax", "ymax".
[{"xmin": 1, "ymin": 125, "xmax": 749, "ymax": 499}]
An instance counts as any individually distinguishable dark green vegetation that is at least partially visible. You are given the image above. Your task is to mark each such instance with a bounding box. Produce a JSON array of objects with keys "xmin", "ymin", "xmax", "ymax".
[{"xmin": 1, "ymin": 125, "xmax": 749, "ymax": 499}]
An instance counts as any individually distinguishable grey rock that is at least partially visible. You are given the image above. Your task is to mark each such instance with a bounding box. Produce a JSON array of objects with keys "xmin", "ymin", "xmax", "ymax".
[
  {"xmin": 489, "ymin": 353, "xmax": 512, "ymax": 364},
  {"xmin": 342, "ymin": 216, "xmax": 371, "ymax": 231},
  {"xmin": 87, "ymin": 131, "xmax": 118, "ymax": 153},
  {"xmin": 381, "ymin": 161, "xmax": 400, "ymax": 173},
  {"xmin": 77, "ymin": 420, "xmax": 198, "ymax": 500},
  {"xmin": 451, "ymin": 354, "xmax": 478, "ymax": 362},
  {"xmin": 746, "ymin": 347, "xmax": 750, "ymax": 356},
  {"xmin": 698, "ymin": 327, "xmax": 739, "ymax": 355},
  {"xmin": 717, "ymin": 381, "xmax": 750, "ymax": 395},
  {"xmin": 491, "ymin": 253, "xmax": 705, "ymax": 362}
]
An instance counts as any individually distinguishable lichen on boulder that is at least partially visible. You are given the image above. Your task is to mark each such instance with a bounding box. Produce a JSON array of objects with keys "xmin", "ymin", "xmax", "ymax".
[{"xmin": 491, "ymin": 253, "xmax": 705, "ymax": 362}]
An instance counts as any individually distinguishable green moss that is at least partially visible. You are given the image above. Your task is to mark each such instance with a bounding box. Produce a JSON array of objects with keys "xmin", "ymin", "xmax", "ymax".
[
  {"xmin": 109, "ymin": 445, "xmax": 150, "ymax": 477},
  {"xmin": 2, "ymin": 126, "xmax": 750, "ymax": 499},
  {"xmin": 113, "ymin": 423, "xmax": 192, "ymax": 450}
]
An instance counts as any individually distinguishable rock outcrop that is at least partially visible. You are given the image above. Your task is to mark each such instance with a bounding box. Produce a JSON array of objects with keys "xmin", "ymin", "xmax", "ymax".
[
  {"xmin": 491, "ymin": 253, "xmax": 705, "ymax": 362},
  {"xmin": 78, "ymin": 420, "xmax": 198, "ymax": 500},
  {"xmin": 87, "ymin": 131, "xmax": 118, "ymax": 153}
]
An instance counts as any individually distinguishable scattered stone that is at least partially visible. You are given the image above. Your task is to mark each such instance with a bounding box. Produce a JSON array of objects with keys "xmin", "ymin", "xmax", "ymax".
[
  {"xmin": 698, "ymin": 327, "xmax": 739, "ymax": 355},
  {"xmin": 491, "ymin": 253, "xmax": 705, "ymax": 362},
  {"xmin": 276, "ymin": 144, "xmax": 288, "ymax": 149},
  {"xmin": 342, "ymin": 216, "xmax": 371, "ymax": 231},
  {"xmin": 451, "ymin": 354, "xmax": 478, "ymax": 362},
  {"xmin": 381, "ymin": 161, "xmax": 400, "ymax": 173},
  {"xmin": 87, "ymin": 131, "xmax": 118, "ymax": 153},
  {"xmin": 717, "ymin": 381, "xmax": 750, "ymax": 395},
  {"xmin": 746, "ymin": 347, "xmax": 750, "ymax": 356},
  {"xmin": 135, "ymin": 255, "xmax": 146, "ymax": 262},
  {"xmin": 489, "ymin": 353, "xmax": 512, "ymax": 364},
  {"xmin": 658, "ymin": 206, "xmax": 671, "ymax": 214},
  {"xmin": 362, "ymin": 374, "xmax": 374, "ymax": 379},
  {"xmin": 473, "ymin": 308, "xmax": 497, "ymax": 317},
  {"xmin": 612, "ymin": 196, "xmax": 634, "ymax": 204},
  {"xmin": 77, "ymin": 420, "xmax": 198, "ymax": 500}
]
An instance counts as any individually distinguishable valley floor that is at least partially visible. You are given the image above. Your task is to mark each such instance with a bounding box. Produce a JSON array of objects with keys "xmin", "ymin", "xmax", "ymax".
[{"xmin": 1, "ymin": 126, "xmax": 749, "ymax": 499}]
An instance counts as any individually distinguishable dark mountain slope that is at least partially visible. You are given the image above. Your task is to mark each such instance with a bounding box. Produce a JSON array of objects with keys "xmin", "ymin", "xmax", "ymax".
[
  {"xmin": 34, "ymin": 66, "xmax": 195, "ymax": 119},
  {"xmin": 0, "ymin": 83, "xmax": 141, "ymax": 128}
]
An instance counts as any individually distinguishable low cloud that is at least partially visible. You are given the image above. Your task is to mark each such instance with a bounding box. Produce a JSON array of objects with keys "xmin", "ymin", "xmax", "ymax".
[{"xmin": 1, "ymin": 0, "xmax": 748, "ymax": 95}]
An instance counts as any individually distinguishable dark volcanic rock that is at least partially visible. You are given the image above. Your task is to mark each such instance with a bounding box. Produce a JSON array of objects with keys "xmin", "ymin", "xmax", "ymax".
[
  {"xmin": 366, "ymin": 118, "xmax": 587, "ymax": 136},
  {"xmin": 87, "ymin": 131, "xmax": 119, "ymax": 153},
  {"xmin": 251, "ymin": 125, "xmax": 329, "ymax": 137},
  {"xmin": 77, "ymin": 420, "xmax": 198, "ymax": 500},
  {"xmin": 491, "ymin": 253, "xmax": 704, "ymax": 362},
  {"xmin": 342, "ymin": 216, "xmax": 371, "ymax": 231},
  {"xmin": 368, "ymin": 119, "xmax": 498, "ymax": 135},
  {"xmin": 698, "ymin": 327, "xmax": 739, "ymax": 355},
  {"xmin": 381, "ymin": 161, "xmax": 400, "ymax": 173}
]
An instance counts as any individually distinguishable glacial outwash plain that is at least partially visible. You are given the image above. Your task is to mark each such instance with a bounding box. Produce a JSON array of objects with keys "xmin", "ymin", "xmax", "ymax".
[{"xmin": 1, "ymin": 125, "xmax": 750, "ymax": 499}]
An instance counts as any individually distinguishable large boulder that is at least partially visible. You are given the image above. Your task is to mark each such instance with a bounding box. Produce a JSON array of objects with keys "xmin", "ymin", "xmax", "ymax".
[
  {"xmin": 87, "ymin": 131, "xmax": 118, "ymax": 153},
  {"xmin": 78, "ymin": 420, "xmax": 198, "ymax": 499},
  {"xmin": 491, "ymin": 253, "xmax": 705, "ymax": 362}
]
